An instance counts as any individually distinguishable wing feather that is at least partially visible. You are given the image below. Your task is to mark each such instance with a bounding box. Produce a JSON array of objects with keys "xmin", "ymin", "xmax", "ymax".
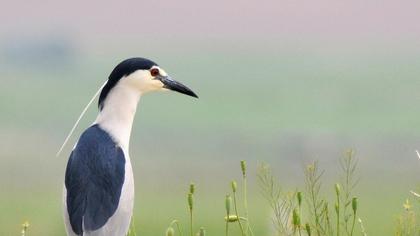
[{"xmin": 65, "ymin": 125, "xmax": 125, "ymax": 235}]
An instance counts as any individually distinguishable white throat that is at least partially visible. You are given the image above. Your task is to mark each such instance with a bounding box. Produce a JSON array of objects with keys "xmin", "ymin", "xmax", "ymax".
[{"xmin": 94, "ymin": 81, "xmax": 141, "ymax": 150}]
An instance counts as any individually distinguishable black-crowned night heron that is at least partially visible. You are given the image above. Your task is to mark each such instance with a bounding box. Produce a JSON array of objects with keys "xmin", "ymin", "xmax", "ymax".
[{"xmin": 62, "ymin": 58, "xmax": 197, "ymax": 236}]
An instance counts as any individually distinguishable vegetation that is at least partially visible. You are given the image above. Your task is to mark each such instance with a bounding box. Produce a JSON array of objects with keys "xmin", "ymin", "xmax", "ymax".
[
  {"xmin": 152, "ymin": 150, "xmax": 417, "ymax": 236},
  {"xmin": 131, "ymin": 150, "xmax": 418, "ymax": 235},
  {"xmin": 17, "ymin": 151, "xmax": 420, "ymax": 235},
  {"xmin": 162, "ymin": 161, "xmax": 253, "ymax": 236},
  {"xmin": 258, "ymin": 150, "xmax": 361, "ymax": 236}
]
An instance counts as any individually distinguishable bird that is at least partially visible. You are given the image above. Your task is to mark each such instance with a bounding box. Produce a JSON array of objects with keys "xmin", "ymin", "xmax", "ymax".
[{"xmin": 63, "ymin": 57, "xmax": 198, "ymax": 236}]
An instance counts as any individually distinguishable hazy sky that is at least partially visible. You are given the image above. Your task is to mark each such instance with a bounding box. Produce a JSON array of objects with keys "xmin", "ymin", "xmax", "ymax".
[{"xmin": 2, "ymin": 0, "xmax": 420, "ymax": 47}]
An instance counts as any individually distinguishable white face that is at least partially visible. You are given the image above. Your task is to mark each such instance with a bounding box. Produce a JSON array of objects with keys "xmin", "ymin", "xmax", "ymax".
[
  {"xmin": 115, "ymin": 65, "xmax": 197, "ymax": 98},
  {"xmin": 121, "ymin": 66, "xmax": 168, "ymax": 93}
]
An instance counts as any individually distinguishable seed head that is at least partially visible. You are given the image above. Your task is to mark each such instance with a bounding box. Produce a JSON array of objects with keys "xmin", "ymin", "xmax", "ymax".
[
  {"xmin": 231, "ymin": 180, "xmax": 237, "ymax": 193},
  {"xmin": 306, "ymin": 164, "xmax": 315, "ymax": 173},
  {"xmin": 224, "ymin": 215, "xmax": 239, "ymax": 222},
  {"xmin": 335, "ymin": 183, "xmax": 341, "ymax": 196},
  {"xmin": 225, "ymin": 194, "xmax": 232, "ymax": 215},
  {"xmin": 297, "ymin": 191, "xmax": 303, "ymax": 207},
  {"xmin": 346, "ymin": 149, "xmax": 354, "ymax": 158},
  {"xmin": 166, "ymin": 227, "xmax": 175, "ymax": 236},
  {"xmin": 189, "ymin": 182, "xmax": 195, "ymax": 194},
  {"xmin": 188, "ymin": 193, "xmax": 194, "ymax": 211},
  {"xmin": 22, "ymin": 221, "xmax": 30, "ymax": 230},
  {"xmin": 352, "ymin": 197, "xmax": 358, "ymax": 214},
  {"xmin": 240, "ymin": 160, "xmax": 247, "ymax": 177}
]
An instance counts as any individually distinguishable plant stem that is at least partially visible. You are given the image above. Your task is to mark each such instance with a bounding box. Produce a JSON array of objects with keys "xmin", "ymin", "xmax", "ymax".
[
  {"xmin": 298, "ymin": 200, "xmax": 302, "ymax": 236},
  {"xmin": 243, "ymin": 172, "xmax": 249, "ymax": 236},
  {"xmin": 190, "ymin": 210, "xmax": 193, "ymax": 236},
  {"xmin": 310, "ymin": 184, "xmax": 321, "ymax": 236},
  {"xmin": 188, "ymin": 191, "xmax": 194, "ymax": 236},
  {"xmin": 336, "ymin": 197, "xmax": 340, "ymax": 236},
  {"xmin": 350, "ymin": 213, "xmax": 356, "ymax": 236},
  {"xmin": 233, "ymin": 191, "xmax": 246, "ymax": 236},
  {"xmin": 225, "ymin": 219, "xmax": 229, "ymax": 236}
]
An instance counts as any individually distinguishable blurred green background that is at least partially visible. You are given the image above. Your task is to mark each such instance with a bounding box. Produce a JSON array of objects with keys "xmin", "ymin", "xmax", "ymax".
[{"xmin": 1, "ymin": 1, "xmax": 420, "ymax": 235}]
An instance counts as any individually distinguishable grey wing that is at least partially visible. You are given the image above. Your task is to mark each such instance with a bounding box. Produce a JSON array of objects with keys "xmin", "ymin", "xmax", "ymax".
[{"xmin": 64, "ymin": 125, "xmax": 126, "ymax": 235}]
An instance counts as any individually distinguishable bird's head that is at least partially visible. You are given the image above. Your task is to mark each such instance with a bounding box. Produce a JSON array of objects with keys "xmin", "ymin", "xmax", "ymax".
[{"xmin": 98, "ymin": 57, "xmax": 198, "ymax": 110}]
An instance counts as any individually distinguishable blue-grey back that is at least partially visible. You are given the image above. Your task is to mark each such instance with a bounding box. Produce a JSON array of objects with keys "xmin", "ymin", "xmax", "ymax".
[{"xmin": 65, "ymin": 124, "xmax": 125, "ymax": 235}]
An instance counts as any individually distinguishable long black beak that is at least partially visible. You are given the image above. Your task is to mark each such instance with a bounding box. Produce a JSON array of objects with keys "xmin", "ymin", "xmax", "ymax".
[{"xmin": 158, "ymin": 76, "xmax": 198, "ymax": 98}]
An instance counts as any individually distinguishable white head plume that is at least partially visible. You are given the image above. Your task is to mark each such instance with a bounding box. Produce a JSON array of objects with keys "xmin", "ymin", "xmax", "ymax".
[{"xmin": 56, "ymin": 81, "xmax": 107, "ymax": 157}]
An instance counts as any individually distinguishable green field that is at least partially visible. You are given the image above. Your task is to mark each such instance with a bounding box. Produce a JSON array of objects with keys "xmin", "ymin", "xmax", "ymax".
[{"xmin": 1, "ymin": 44, "xmax": 420, "ymax": 235}]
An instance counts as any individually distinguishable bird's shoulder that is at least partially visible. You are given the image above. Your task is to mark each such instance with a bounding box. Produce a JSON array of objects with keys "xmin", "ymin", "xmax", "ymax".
[
  {"xmin": 66, "ymin": 124, "xmax": 126, "ymax": 178},
  {"xmin": 75, "ymin": 124, "xmax": 120, "ymax": 155}
]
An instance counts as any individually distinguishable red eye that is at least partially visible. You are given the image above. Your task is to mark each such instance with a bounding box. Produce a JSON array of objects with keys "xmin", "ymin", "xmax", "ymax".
[{"xmin": 150, "ymin": 68, "xmax": 160, "ymax": 77}]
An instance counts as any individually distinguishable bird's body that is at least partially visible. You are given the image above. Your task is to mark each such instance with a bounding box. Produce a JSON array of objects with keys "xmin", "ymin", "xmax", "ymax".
[{"xmin": 63, "ymin": 58, "xmax": 197, "ymax": 236}]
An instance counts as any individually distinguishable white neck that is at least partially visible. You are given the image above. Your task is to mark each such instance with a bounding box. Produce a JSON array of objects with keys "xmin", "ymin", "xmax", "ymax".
[{"xmin": 94, "ymin": 81, "xmax": 141, "ymax": 150}]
